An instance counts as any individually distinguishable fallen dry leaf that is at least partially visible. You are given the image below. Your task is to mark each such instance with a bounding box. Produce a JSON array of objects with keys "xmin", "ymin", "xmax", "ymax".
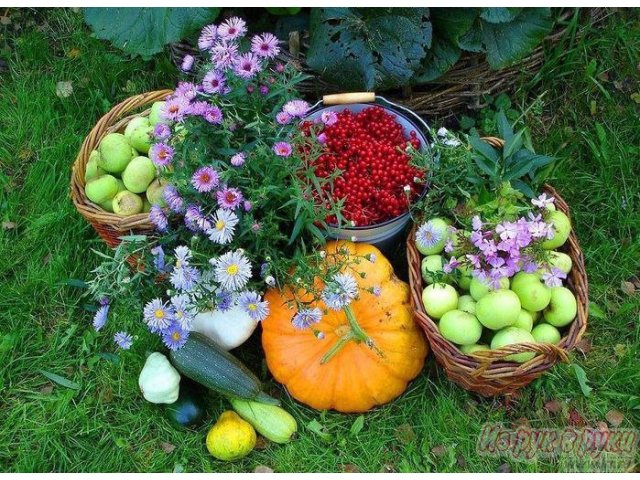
[
  {"xmin": 254, "ymin": 465, "xmax": 274, "ymax": 473},
  {"xmin": 160, "ymin": 442, "xmax": 176, "ymax": 454},
  {"xmin": 568, "ymin": 408, "xmax": 585, "ymax": 427},
  {"xmin": 395, "ymin": 423, "xmax": 416, "ymax": 445},
  {"xmin": 431, "ymin": 445, "xmax": 447, "ymax": 458},
  {"xmin": 513, "ymin": 417, "xmax": 531, "ymax": 429},
  {"xmin": 340, "ymin": 464, "xmax": 360, "ymax": 473},
  {"xmin": 605, "ymin": 409, "xmax": 625, "ymax": 427},
  {"xmin": 254, "ymin": 436, "xmax": 270, "ymax": 450},
  {"xmin": 614, "ymin": 343, "xmax": 627, "ymax": 358},
  {"xmin": 42, "ymin": 253, "xmax": 52, "ymax": 265},
  {"xmin": 575, "ymin": 338, "xmax": 592, "ymax": 355},
  {"xmin": 621, "ymin": 281, "xmax": 636, "ymax": 295},
  {"xmin": 379, "ymin": 463, "xmax": 396, "ymax": 473},
  {"xmin": 456, "ymin": 454, "xmax": 467, "ymax": 469},
  {"xmin": 55, "ymin": 81, "xmax": 73, "ymax": 99},
  {"xmin": 39, "ymin": 383, "xmax": 54, "ymax": 395},
  {"xmin": 544, "ymin": 399, "xmax": 562, "ymax": 414},
  {"xmin": 67, "ymin": 48, "xmax": 81, "ymax": 59},
  {"xmin": 0, "ymin": 16, "xmax": 10, "ymax": 25},
  {"xmin": 497, "ymin": 463, "xmax": 511, "ymax": 473},
  {"xmin": 2, "ymin": 221, "xmax": 16, "ymax": 230}
]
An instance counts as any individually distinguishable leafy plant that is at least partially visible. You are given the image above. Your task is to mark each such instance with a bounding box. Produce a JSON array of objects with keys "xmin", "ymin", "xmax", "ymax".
[
  {"xmin": 84, "ymin": 7, "xmax": 220, "ymax": 58},
  {"xmin": 459, "ymin": 93, "xmax": 520, "ymax": 135},
  {"xmin": 468, "ymin": 111, "xmax": 555, "ymax": 197},
  {"xmin": 307, "ymin": 7, "xmax": 554, "ymax": 90}
]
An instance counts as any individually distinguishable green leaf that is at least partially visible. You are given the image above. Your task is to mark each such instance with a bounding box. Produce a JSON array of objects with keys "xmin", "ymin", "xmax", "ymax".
[
  {"xmin": 414, "ymin": 37, "xmax": 461, "ymax": 83},
  {"xmin": 503, "ymin": 130, "xmax": 525, "ymax": 160},
  {"xmin": 459, "ymin": 115, "xmax": 475, "ymax": 130},
  {"xmin": 288, "ymin": 214, "xmax": 306, "ymax": 245},
  {"xmin": 480, "ymin": 8, "xmax": 522, "ymax": 24},
  {"xmin": 431, "ymin": 8, "xmax": 477, "ymax": 43},
  {"xmin": 307, "ymin": 419, "xmax": 332, "ymax": 441},
  {"xmin": 350, "ymin": 415, "xmax": 365, "ymax": 436},
  {"xmin": 307, "ymin": 8, "xmax": 432, "ymax": 90},
  {"xmin": 481, "ymin": 8, "xmax": 553, "ymax": 68},
  {"xmin": 473, "ymin": 155, "xmax": 496, "ymax": 178},
  {"xmin": 457, "ymin": 21, "xmax": 484, "ymax": 52},
  {"xmin": 588, "ymin": 302, "xmax": 607, "ymax": 319},
  {"xmin": 571, "ymin": 364, "xmax": 593, "ymax": 397},
  {"xmin": 495, "ymin": 110, "xmax": 515, "ymax": 148},
  {"xmin": 511, "ymin": 179, "xmax": 535, "ymax": 198},
  {"xmin": 38, "ymin": 370, "xmax": 80, "ymax": 390},
  {"xmin": 84, "ymin": 7, "xmax": 221, "ymax": 58},
  {"xmin": 469, "ymin": 135, "xmax": 499, "ymax": 163}
]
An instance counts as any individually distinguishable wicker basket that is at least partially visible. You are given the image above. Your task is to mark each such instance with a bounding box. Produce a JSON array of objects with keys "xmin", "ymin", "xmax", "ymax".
[
  {"xmin": 70, "ymin": 89, "xmax": 173, "ymax": 248},
  {"xmin": 170, "ymin": 8, "xmax": 609, "ymax": 118},
  {"xmin": 407, "ymin": 137, "xmax": 588, "ymax": 396}
]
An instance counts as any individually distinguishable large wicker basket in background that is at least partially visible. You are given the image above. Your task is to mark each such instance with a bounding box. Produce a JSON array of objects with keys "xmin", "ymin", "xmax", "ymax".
[
  {"xmin": 407, "ymin": 138, "xmax": 589, "ymax": 397},
  {"xmin": 70, "ymin": 89, "xmax": 173, "ymax": 248}
]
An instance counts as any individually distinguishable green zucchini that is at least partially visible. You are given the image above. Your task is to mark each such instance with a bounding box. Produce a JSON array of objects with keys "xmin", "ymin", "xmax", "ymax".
[
  {"xmin": 230, "ymin": 398, "xmax": 297, "ymax": 444},
  {"xmin": 170, "ymin": 332, "xmax": 279, "ymax": 405}
]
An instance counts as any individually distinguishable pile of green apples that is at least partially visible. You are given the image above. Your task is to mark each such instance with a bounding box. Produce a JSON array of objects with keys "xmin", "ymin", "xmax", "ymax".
[
  {"xmin": 419, "ymin": 211, "xmax": 578, "ymax": 363},
  {"xmin": 84, "ymin": 102, "xmax": 167, "ymax": 215}
]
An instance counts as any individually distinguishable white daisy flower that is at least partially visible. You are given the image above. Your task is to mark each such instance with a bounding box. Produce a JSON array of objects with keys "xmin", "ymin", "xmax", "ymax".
[
  {"xmin": 207, "ymin": 209, "xmax": 239, "ymax": 244},
  {"xmin": 210, "ymin": 250, "xmax": 252, "ymax": 291}
]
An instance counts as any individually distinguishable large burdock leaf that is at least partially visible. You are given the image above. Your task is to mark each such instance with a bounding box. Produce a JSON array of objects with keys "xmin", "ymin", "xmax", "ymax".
[
  {"xmin": 306, "ymin": 8, "xmax": 432, "ymax": 90},
  {"xmin": 481, "ymin": 8, "xmax": 553, "ymax": 68},
  {"xmin": 480, "ymin": 8, "xmax": 522, "ymax": 24},
  {"xmin": 84, "ymin": 8, "xmax": 220, "ymax": 59},
  {"xmin": 414, "ymin": 37, "xmax": 461, "ymax": 83}
]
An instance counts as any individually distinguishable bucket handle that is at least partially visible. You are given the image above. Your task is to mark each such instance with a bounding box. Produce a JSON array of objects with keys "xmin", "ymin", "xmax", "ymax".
[{"xmin": 323, "ymin": 92, "xmax": 376, "ymax": 105}]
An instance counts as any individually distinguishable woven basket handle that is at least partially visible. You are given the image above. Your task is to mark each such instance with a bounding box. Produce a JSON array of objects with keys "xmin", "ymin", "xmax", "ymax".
[
  {"xmin": 469, "ymin": 342, "xmax": 569, "ymax": 377},
  {"xmin": 323, "ymin": 92, "xmax": 376, "ymax": 105}
]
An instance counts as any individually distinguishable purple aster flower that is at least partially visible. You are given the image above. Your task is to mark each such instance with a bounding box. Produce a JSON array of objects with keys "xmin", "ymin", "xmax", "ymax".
[
  {"xmin": 210, "ymin": 250, "xmax": 252, "ymax": 291},
  {"xmin": 181, "ymin": 54, "xmax": 194, "ymax": 72},
  {"xmin": 443, "ymin": 257, "xmax": 460, "ymax": 274},
  {"xmin": 260, "ymin": 262, "xmax": 270, "ymax": 278},
  {"xmin": 275, "ymin": 63, "xmax": 285, "ymax": 73},
  {"xmin": 198, "ymin": 24, "xmax": 218, "ymax": 50},
  {"xmin": 149, "ymin": 205, "xmax": 168, "ymax": 232},
  {"xmin": 292, "ymin": 307, "xmax": 323, "ymax": 329},
  {"xmin": 170, "ymin": 294, "xmax": 194, "ymax": 330},
  {"xmin": 251, "ymin": 33, "xmax": 280, "ymax": 58},
  {"xmin": 416, "ymin": 221, "xmax": 443, "ymax": 251},
  {"xmin": 283, "ymin": 99, "xmax": 310, "ymax": 118},
  {"xmin": 273, "ymin": 141, "xmax": 292, "ymax": 157},
  {"xmin": 276, "ymin": 111, "xmax": 292, "ymax": 125},
  {"xmin": 216, "ymin": 187, "xmax": 244, "ymax": 210},
  {"xmin": 237, "ymin": 291, "xmax": 270, "ymax": 321},
  {"xmin": 114, "ymin": 331, "xmax": 133, "ymax": 350},
  {"xmin": 191, "ymin": 166, "xmax": 220, "ymax": 192},
  {"xmin": 92, "ymin": 302, "xmax": 109, "ymax": 331},
  {"xmin": 230, "ymin": 152, "xmax": 245, "ymax": 167},
  {"xmin": 233, "ymin": 52, "xmax": 261, "ymax": 79},
  {"xmin": 153, "ymin": 123, "xmax": 171, "ymax": 141},
  {"xmin": 202, "ymin": 70, "xmax": 226, "ymax": 94},
  {"xmin": 216, "ymin": 290, "xmax": 234, "ymax": 312},
  {"xmin": 162, "ymin": 322, "xmax": 189, "ymax": 351},
  {"xmin": 187, "ymin": 100, "xmax": 209, "ymax": 116},
  {"xmin": 321, "ymin": 110, "xmax": 338, "ymax": 126},
  {"xmin": 204, "ymin": 106, "xmax": 223, "ymax": 124},
  {"xmin": 170, "ymin": 265, "xmax": 200, "ymax": 292},
  {"xmin": 542, "ymin": 267, "xmax": 567, "ymax": 288},
  {"xmin": 151, "ymin": 246, "xmax": 166, "ymax": 272},
  {"xmin": 472, "ymin": 215, "xmax": 483, "ymax": 231},
  {"xmin": 532, "ymin": 193, "xmax": 555, "ymax": 209},
  {"xmin": 174, "ymin": 81, "xmax": 198, "ymax": 101},
  {"xmin": 243, "ymin": 200, "xmax": 252, "ymax": 212},
  {"xmin": 161, "ymin": 97, "xmax": 190, "ymax": 122},
  {"xmin": 259, "ymin": 85, "xmax": 269, "ymax": 95},
  {"xmin": 316, "ymin": 133, "xmax": 327, "ymax": 145},
  {"xmin": 184, "ymin": 204, "xmax": 212, "ymax": 232},
  {"xmin": 246, "ymin": 84, "xmax": 255, "ymax": 94},
  {"xmin": 174, "ymin": 245, "xmax": 192, "ymax": 267},
  {"xmin": 217, "ymin": 16, "xmax": 247, "ymax": 40},
  {"xmin": 149, "ymin": 143, "xmax": 174, "ymax": 167},
  {"xmin": 163, "ymin": 185, "xmax": 184, "ymax": 213},
  {"xmin": 143, "ymin": 298, "xmax": 173, "ymax": 333},
  {"xmin": 322, "ymin": 273, "xmax": 358, "ymax": 311},
  {"xmin": 211, "ymin": 41, "xmax": 239, "ymax": 70}
]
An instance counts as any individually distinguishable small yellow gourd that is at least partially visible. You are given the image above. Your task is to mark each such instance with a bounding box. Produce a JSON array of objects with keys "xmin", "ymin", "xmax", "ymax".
[{"xmin": 206, "ymin": 411, "xmax": 256, "ymax": 461}]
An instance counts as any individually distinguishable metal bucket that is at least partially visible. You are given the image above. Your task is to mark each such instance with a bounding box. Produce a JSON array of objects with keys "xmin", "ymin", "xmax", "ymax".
[{"xmin": 305, "ymin": 93, "xmax": 432, "ymax": 256}]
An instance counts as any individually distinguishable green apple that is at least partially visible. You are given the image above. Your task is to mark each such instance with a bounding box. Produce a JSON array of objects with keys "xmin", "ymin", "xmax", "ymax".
[
  {"xmin": 460, "ymin": 343, "xmax": 490, "ymax": 355},
  {"xmin": 531, "ymin": 323, "xmax": 561, "ymax": 344},
  {"xmin": 439, "ymin": 310, "xmax": 483, "ymax": 345},
  {"xmin": 149, "ymin": 101, "xmax": 169, "ymax": 126},
  {"xmin": 422, "ymin": 283, "xmax": 458, "ymax": 319},
  {"xmin": 530, "ymin": 309, "xmax": 541, "ymax": 323},
  {"xmin": 124, "ymin": 116, "xmax": 150, "ymax": 140},
  {"xmin": 510, "ymin": 272, "xmax": 539, "ymax": 291},
  {"xmin": 98, "ymin": 133, "xmax": 135, "ymax": 174},
  {"xmin": 458, "ymin": 295, "xmax": 477, "ymax": 315},
  {"xmin": 100, "ymin": 198, "xmax": 114, "ymax": 212},
  {"xmin": 112, "ymin": 190, "xmax": 143, "ymax": 216},
  {"xmin": 421, "ymin": 255, "xmax": 444, "ymax": 284},
  {"xmin": 543, "ymin": 286, "xmax": 577, "ymax": 327},
  {"xmin": 129, "ymin": 125, "xmax": 154, "ymax": 154},
  {"xmin": 85, "ymin": 150, "xmax": 105, "ymax": 181},
  {"xmin": 85, "ymin": 174, "xmax": 119, "ymax": 204},
  {"xmin": 541, "ymin": 211, "xmax": 571, "ymax": 250},
  {"xmin": 511, "ymin": 275, "xmax": 551, "ymax": 312},
  {"xmin": 122, "ymin": 156, "xmax": 156, "ymax": 193},
  {"xmin": 146, "ymin": 178, "xmax": 167, "ymax": 207},
  {"xmin": 476, "ymin": 289, "xmax": 521, "ymax": 330},
  {"xmin": 416, "ymin": 218, "xmax": 449, "ymax": 255},
  {"xmin": 491, "ymin": 327, "xmax": 536, "ymax": 363},
  {"xmin": 513, "ymin": 309, "xmax": 534, "ymax": 332},
  {"xmin": 548, "ymin": 251, "xmax": 573, "ymax": 275},
  {"xmin": 470, "ymin": 276, "xmax": 509, "ymax": 301},
  {"xmin": 457, "ymin": 263, "xmax": 473, "ymax": 290},
  {"xmin": 142, "ymin": 197, "xmax": 152, "ymax": 213}
]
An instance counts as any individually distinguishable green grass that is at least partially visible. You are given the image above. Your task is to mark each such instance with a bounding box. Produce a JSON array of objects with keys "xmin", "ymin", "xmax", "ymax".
[{"xmin": 0, "ymin": 8, "xmax": 638, "ymax": 473}]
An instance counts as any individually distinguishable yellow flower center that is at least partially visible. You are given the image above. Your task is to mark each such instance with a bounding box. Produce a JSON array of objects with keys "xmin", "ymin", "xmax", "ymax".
[
  {"xmin": 172, "ymin": 331, "xmax": 181, "ymax": 341},
  {"xmin": 226, "ymin": 264, "xmax": 239, "ymax": 275},
  {"xmin": 248, "ymin": 303, "xmax": 257, "ymax": 311},
  {"xmin": 216, "ymin": 220, "xmax": 225, "ymax": 231},
  {"xmin": 175, "ymin": 260, "xmax": 182, "ymax": 269},
  {"xmin": 154, "ymin": 309, "xmax": 165, "ymax": 319}
]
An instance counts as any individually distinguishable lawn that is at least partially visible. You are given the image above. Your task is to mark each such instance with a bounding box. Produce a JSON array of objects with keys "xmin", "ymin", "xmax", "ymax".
[{"xmin": 0, "ymin": 8, "xmax": 638, "ymax": 473}]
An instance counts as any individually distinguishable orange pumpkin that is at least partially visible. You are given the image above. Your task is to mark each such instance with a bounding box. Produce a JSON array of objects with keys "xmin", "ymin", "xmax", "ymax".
[{"xmin": 262, "ymin": 241, "xmax": 428, "ymax": 412}]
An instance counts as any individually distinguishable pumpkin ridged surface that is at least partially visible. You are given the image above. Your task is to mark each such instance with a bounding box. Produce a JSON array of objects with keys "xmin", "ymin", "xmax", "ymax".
[{"xmin": 262, "ymin": 241, "xmax": 428, "ymax": 412}]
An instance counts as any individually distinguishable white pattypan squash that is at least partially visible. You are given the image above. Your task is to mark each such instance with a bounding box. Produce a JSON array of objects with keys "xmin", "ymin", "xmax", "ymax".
[
  {"xmin": 138, "ymin": 352, "xmax": 181, "ymax": 404},
  {"xmin": 190, "ymin": 306, "xmax": 258, "ymax": 351}
]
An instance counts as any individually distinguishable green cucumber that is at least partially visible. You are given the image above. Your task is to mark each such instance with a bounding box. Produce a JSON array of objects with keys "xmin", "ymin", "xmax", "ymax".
[
  {"xmin": 170, "ymin": 332, "xmax": 279, "ymax": 405},
  {"xmin": 230, "ymin": 398, "xmax": 297, "ymax": 444}
]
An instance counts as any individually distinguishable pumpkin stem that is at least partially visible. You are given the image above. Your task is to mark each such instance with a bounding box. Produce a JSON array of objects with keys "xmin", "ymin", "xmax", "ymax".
[
  {"xmin": 320, "ymin": 331, "xmax": 355, "ymax": 364},
  {"xmin": 343, "ymin": 304, "xmax": 369, "ymax": 342}
]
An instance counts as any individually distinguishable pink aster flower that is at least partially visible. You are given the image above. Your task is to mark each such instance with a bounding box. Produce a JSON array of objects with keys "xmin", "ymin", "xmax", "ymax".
[
  {"xmin": 211, "ymin": 41, "xmax": 239, "ymax": 70},
  {"xmin": 230, "ymin": 152, "xmax": 245, "ymax": 167},
  {"xmin": 187, "ymin": 100, "xmax": 209, "ymax": 116},
  {"xmin": 320, "ymin": 110, "xmax": 338, "ymax": 126},
  {"xmin": 259, "ymin": 85, "xmax": 269, "ymax": 95},
  {"xmin": 191, "ymin": 166, "xmax": 220, "ymax": 192},
  {"xmin": 203, "ymin": 106, "xmax": 223, "ymax": 124},
  {"xmin": 317, "ymin": 133, "xmax": 327, "ymax": 144},
  {"xmin": 181, "ymin": 54, "xmax": 194, "ymax": 72},
  {"xmin": 283, "ymin": 99, "xmax": 310, "ymax": 118},
  {"xmin": 153, "ymin": 123, "xmax": 171, "ymax": 141},
  {"xmin": 275, "ymin": 63, "xmax": 285, "ymax": 73},
  {"xmin": 149, "ymin": 143, "xmax": 174, "ymax": 167},
  {"xmin": 198, "ymin": 24, "xmax": 218, "ymax": 50},
  {"xmin": 251, "ymin": 33, "xmax": 280, "ymax": 58},
  {"xmin": 233, "ymin": 52, "xmax": 261, "ymax": 79},
  {"xmin": 276, "ymin": 111, "xmax": 292, "ymax": 125},
  {"xmin": 202, "ymin": 70, "xmax": 226, "ymax": 94},
  {"xmin": 273, "ymin": 141, "xmax": 292, "ymax": 157},
  {"xmin": 174, "ymin": 81, "xmax": 198, "ymax": 101},
  {"xmin": 217, "ymin": 16, "xmax": 247, "ymax": 40},
  {"xmin": 160, "ymin": 97, "xmax": 190, "ymax": 122},
  {"xmin": 216, "ymin": 187, "xmax": 244, "ymax": 210}
]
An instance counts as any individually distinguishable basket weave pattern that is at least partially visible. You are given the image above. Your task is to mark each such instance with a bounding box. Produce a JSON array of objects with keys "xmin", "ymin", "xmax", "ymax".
[
  {"xmin": 70, "ymin": 89, "xmax": 173, "ymax": 247},
  {"xmin": 407, "ymin": 139, "xmax": 588, "ymax": 396}
]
